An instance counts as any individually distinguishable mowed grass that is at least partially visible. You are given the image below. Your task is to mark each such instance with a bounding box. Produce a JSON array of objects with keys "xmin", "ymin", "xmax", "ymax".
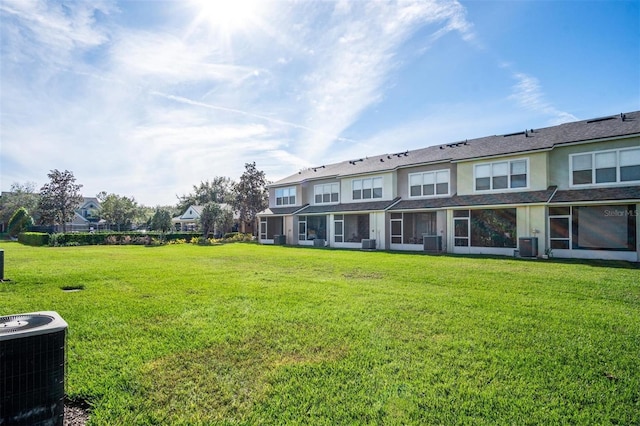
[{"xmin": 1, "ymin": 242, "xmax": 639, "ymax": 425}]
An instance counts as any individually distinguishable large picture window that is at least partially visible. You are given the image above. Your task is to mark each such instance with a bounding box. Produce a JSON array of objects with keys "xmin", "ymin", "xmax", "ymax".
[
  {"xmin": 548, "ymin": 205, "xmax": 637, "ymax": 251},
  {"xmin": 275, "ymin": 187, "xmax": 296, "ymax": 206},
  {"xmin": 474, "ymin": 159, "xmax": 527, "ymax": 191},
  {"xmin": 314, "ymin": 183, "xmax": 339, "ymax": 204},
  {"xmin": 470, "ymin": 209, "xmax": 517, "ymax": 248},
  {"xmin": 352, "ymin": 177, "xmax": 383, "ymax": 200},
  {"xmin": 572, "ymin": 205, "xmax": 636, "ymax": 250},
  {"xmin": 570, "ymin": 148, "xmax": 640, "ymax": 186},
  {"xmin": 409, "ymin": 170, "xmax": 450, "ymax": 197}
]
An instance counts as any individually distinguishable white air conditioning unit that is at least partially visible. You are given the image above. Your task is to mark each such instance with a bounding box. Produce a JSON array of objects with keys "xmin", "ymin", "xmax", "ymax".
[{"xmin": 1, "ymin": 311, "xmax": 68, "ymax": 426}]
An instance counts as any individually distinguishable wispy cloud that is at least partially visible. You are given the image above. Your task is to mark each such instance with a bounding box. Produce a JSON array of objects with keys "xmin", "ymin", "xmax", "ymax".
[
  {"xmin": 0, "ymin": 0, "xmax": 113, "ymax": 65},
  {"xmin": 509, "ymin": 72, "xmax": 578, "ymax": 125},
  {"xmin": 295, "ymin": 1, "xmax": 477, "ymax": 159}
]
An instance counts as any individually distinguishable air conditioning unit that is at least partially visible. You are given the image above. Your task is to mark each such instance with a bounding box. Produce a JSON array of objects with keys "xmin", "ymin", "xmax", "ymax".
[
  {"xmin": 361, "ymin": 239, "xmax": 376, "ymax": 250},
  {"xmin": 423, "ymin": 235, "xmax": 442, "ymax": 252},
  {"xmin": 518, "ymin": 237, "xmax": 539, "ymax": 257},
  {"xmin": 313, "ymin": 238, "xmax": 326, "ymax": 247},
  {"xmin": 1, "ymin": 311, "xmax": 68, "ymax": 426}
]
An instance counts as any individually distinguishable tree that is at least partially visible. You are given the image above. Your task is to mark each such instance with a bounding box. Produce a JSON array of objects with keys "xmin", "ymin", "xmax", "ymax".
[
  {"xmin": 177, "ymin": 177, "xmax": 234, "ymax": 212},
  {"xmin": 37, "ymin": 170, "xmax": 83, "ymax": 232},
  {"xmin": 150, "ymin": 207, "xmax": 173, "ymax": 232},
  {"xmin": 232, "ymin": 162, "xmax": 268, "ymax": 235},
  {"xmin": 199, "ymin": 202, "xmax": 222, "ymax": 238},
  {"xmin": 99, "ymin": 193, "xmax": 139, "ymax": 231},
  {"xmin": 7, "ymin": 207, "xmax": 34, "ymax": 237},
  {"xmin": 0, "ymin": 182, "xmax": 39, "ymax": 230}
]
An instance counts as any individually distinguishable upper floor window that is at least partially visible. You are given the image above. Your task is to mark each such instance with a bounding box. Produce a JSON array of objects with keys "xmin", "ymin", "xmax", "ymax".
[
  {"xmin": 314, "ymin": 183, "xmax": 339, "ymax": 204},
  {"xmin": 571, "ymin": 147, "xmax": 640, "ymax": 186},
  {"xmin": 275, "ymin": 187, "xmax": 296, "ymax": 206},
  {"xmin": 409, "ymin": 170, "xmax": 450, "ymax": 197},
  {"xmin": 475, "ymin": 159, "xmax": 528, "ymax": 191},
  {"xmin": 352, "ymin": 177, "xmax": 383, "ymax": 200}
]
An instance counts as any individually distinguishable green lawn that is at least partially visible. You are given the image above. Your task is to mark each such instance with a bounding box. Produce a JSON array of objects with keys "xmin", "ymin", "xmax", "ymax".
[{"xmin": 1, "ymin": 241, "xmax": 639, "ymax": 425}]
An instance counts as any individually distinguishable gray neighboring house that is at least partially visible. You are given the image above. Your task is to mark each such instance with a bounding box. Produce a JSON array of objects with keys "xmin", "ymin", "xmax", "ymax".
[
  {"xmin": 67, "ymin": 197, "xmax": 104, "ymax": 232},
  {"xmin": 258, "ymin": 111, "xmax": 640, "ymax": 262}
]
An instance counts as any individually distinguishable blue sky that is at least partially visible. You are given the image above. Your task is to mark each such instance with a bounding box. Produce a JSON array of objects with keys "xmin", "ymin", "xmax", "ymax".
[{"xmin": 1, "ymin": 0, "xmax": 638, "ymax": 206}]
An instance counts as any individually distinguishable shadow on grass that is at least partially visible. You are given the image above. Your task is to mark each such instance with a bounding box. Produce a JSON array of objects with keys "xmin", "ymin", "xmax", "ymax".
[{"xmin": 274, "ymin": 243, "xmax": 639, "ymax": 269}]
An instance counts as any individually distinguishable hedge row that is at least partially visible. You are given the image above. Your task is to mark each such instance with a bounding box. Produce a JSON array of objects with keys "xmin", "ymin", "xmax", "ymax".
[
  {"xmin": 18, "ymin": 232, "xmax": 50, "ymax": 246},
  {"xmin": 17, "ymin": 232, "xmax": 202, "ymax": 247}
]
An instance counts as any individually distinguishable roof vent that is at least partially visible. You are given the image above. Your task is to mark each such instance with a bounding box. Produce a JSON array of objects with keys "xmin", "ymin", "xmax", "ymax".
[
  {"xmin": 348, "ymin": 159, "xmax": 363, "ymax": 165},
  {"xmin": 621, "ymin": 113, "xmax": 626, "ymax": 121},
  {"xmin": 586, "ymin": 116, "xmax": 616, "ymax": 124},
  {"xmin": 503, "ymin": 131, "xmax": 526, "ymax": 137}
]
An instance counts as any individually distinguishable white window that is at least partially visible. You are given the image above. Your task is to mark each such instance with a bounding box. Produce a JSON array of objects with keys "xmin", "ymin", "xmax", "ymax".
[
  {"xmin": 409, "ymin": 170, "xmax": 450, "ymax": 197},
  {"xmin": 275, "ymin": 187, "xmax": 296, "ymax": 206},
  {"xmin": 314, "ymin": 183, "xmax": 339, "ymax": 204},
  {"xmin": 474, "ymin": 159, "xmax": 528, "ymax": 191},
  {"xmin": 570, "ymin": 148, "xmax": 640, "ymax": 186},
  {"xmin": 352, "ymin": 177, "xmax": 383, "ymax": 200}
]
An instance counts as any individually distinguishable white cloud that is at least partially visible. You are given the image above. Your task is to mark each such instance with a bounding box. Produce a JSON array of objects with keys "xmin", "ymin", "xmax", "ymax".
[
  {"xmin": 109, "ymin": 30, "xmax": 257, "ymax": 84},
  {"xmin": 295, "ymin": 1, "xmax": 476, "ymax": 159},
  {"xmin": 0, "ymin": 0, "xmax": 113, "ymax": 65},
  {"xmin": 509, "ymin": 72, "xmax": 578, "ymax": 125}
]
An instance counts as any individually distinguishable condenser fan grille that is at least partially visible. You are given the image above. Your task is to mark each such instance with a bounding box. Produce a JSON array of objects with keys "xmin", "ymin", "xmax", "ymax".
[{"xmin": 1, "ymin": 314, "xmax": 55, "ymax": 334}]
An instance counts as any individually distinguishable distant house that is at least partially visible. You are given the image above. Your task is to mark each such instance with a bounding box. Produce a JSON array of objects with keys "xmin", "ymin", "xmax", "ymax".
[
  {"xmin": 172, "ymin": 205, "xmax": 204, "ymax": 232},
  {"xmin": 172, "ymin": 204, "xmax": 239, "ymax": 235},
  {"xmin": 67, "ymin": 197, "xmax": 103, "ymax": 232}
]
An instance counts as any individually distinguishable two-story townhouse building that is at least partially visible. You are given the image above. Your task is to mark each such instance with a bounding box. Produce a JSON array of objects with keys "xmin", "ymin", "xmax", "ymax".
[{"xmin": 258, "ymin": 111, "xmax": 640, "ymax": 261}]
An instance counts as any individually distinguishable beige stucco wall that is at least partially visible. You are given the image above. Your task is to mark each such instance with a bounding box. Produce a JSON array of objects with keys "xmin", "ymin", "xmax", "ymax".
[
  {"xmin": 516, "ymin": 205, "xmax": 547, "ymax": 255},
  {"xmin": 548, "ymin": 136, "xmax": 640, "ymax": 190},
  {"xmin": 456, "ymin": 152, "xmax": 549, "ymax": 195}
]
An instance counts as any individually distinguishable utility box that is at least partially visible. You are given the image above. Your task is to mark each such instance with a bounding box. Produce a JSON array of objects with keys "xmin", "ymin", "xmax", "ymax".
[
  {"xmin": 1, "ymin": 311, "xmax": 68, "ymax": 426},
  {"xmin": 518, "ymin": 237, "xmax": 539, "ymax": 257},
  {"xmin": 313, "ymin": 238, "xmax": 326, "ymax": 247},
  {"xmin": 361, "ymin": 239, "xmax": 376, "ymax": 250},
  {"xmin": 273, "ymin": 235, "xmax": 286, "ymax": 245},
  {"xmin": 423, "ymin": 235, "xmax": 442, "ymax": 252}
]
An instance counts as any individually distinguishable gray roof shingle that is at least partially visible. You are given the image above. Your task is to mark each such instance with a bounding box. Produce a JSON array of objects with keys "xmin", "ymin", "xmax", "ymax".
[
  {"xmin": 390, "ymin": 187, "xmax": 557, "ymax": 210},
  {"xmin": 550, "ymin": 186, "xmax": 640, "ymax": 203},
  {"xmin": 272, "ymin": 111, "xmax": 640, "ymax": 187},
  {"xmin": 296, "ymin": 198, "xmax": 401, "ymax": 214}
]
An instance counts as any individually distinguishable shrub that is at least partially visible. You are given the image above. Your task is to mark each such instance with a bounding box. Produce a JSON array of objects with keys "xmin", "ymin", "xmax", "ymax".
[
  {"xmin": 8, "ymin": 208, "xmax": 33, "ymax": 237},
  {"xmin": 18, "ymin": 232, "xmax": 49, "ymax": 246}
]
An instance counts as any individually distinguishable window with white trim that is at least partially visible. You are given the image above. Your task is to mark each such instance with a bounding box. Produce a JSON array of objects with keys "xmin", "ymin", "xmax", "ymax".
[
  {"xmin": 275, "ymin": 187, "xmax": 296, "ymax": 206},
  {"xmin": 409, "ymin": 170, "xmax": 450, "ymax": 197},
  {"xmin": 314, "ymin": 183, "xmax": 339, "ymax": 204},
  {"xmin": 352, "ymin": 177, "xmax": 383, "ymax": 200},
  {"xmin": 570, "ymin": 148, "xmax": 640, "ymax": 186},
  {"xmin": 475, "ymin": 159, "xmax": 528, "ymax": 191}
]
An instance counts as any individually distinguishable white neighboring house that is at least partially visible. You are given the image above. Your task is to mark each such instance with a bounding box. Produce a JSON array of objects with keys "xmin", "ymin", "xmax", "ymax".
[
  {"xmin": 172, "ymin": 204, "xmax": 239, "ymax": 234},
  {"xmin": 172, "ymin": 205, "xmax": 204, "ymax": 232}
]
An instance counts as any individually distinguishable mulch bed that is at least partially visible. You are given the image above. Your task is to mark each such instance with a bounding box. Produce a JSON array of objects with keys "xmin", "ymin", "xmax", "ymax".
[{"xmin": 64, "ymin": 398, "xmax": 90, "ymax": 426}]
